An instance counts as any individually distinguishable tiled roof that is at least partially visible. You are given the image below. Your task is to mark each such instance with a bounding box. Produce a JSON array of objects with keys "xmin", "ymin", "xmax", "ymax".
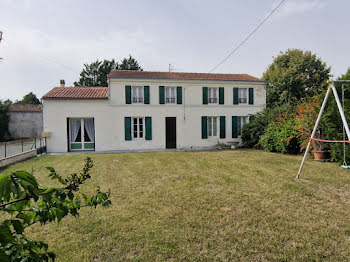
[
  {"xmin": 108, "ymin": 70, "xmax": 263, "ymax": 82},
  {"xmin": 42, "ymin": 87, "xmax": 108, "ymax": 100},
  {"xmin": 9, "ymin": 104, "xmax": 43, "ymax": 112}
]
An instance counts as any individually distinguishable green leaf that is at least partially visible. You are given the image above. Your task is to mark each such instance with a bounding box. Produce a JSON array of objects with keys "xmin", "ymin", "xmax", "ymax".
[
  {"xmin": 0, "ymin": 222, "xmax": 13, "ymax": 245},
  {"xmin": 0, "ymin": 249, "xmax": 9, "ymax": 262},
  {"xmin": 46, "ymin": 167, "xmax": 55, "ymax": 172},
  {"xmin": 0, "ymin": 174, "xmax": 12, "ymax": 202},
  {"xmin": 16, "ymin": 213, "xmax": 32, "ymax": 225},
  {"xmin": 11, "ymin": 219, "xmax": 24, "ymax": 234},
  {"xmin": 67, "ymin": 191, "xmax": 74, "ymax": 201}
]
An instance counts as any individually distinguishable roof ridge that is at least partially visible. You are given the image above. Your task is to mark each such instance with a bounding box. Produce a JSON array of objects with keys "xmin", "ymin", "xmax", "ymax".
[
  {"xmin": 53, "ymin": 86, "xmax": 107, "ymax": 88},
  {"xmin": 108, "ymin": 70, "xmax": 262, "ymax": 81},
  {"xmin": 109, "ymin": 69, "xmax": 253, "ymax": 76}
]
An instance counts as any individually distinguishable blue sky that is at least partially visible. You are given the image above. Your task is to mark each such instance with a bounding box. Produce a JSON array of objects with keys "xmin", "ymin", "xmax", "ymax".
[{"xmin": 0, "ymin": 0, "xmax": 349, "ymax": 100}]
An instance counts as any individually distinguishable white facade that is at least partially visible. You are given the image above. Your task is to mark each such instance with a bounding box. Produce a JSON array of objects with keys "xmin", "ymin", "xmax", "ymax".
[{"xmin": 43, "ymin": 77, "xmax": 265, "ymax": 153}]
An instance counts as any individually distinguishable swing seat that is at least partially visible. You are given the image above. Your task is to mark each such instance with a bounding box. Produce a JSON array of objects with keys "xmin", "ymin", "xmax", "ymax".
[{"xmin": 341, "ymin": 165, "xmax": 350, "ymax": 169}]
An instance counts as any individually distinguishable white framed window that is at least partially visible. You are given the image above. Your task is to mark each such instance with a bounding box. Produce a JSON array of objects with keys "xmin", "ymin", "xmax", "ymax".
[
  {"xmin": 165, "ymin": 87, "xmax": 176, "ymax": 103},
  {"xmin": 208, "ymin": 88, "xmax": 218, "ymax": 104},
  {"xmin": 132, "ymin": 117, "xmax": 144, "ymax": 139},
  {"xmin": 238, "ymin": 88, "xmax": 248, "ymax": 104},
  {"xmin": 132, "ymin": 87, "xmax": 144, "ymax": 103},
  {"xmin": 207, "ymin": 117, "xmax": 218, "ymax": 137},
  {"xmin": 237, "ymin": 116, "xmax": 248, "ymax": 135},
  {"xmin": 69, "ymin": 118, "xmax": 95, "ymax": 151}
]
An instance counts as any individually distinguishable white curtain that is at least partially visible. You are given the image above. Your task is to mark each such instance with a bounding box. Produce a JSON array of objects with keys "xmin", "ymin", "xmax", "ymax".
[
  {"xmin": 132, "ymin": 87, "xmax": 137, "ymax": 100},
  {"xmin": 84, "ymin": 119, "xmax": 95, "ymax": 142},
  {"xmin": 70, "ymin": 119, "xmax": 81, "ymax": 142}
]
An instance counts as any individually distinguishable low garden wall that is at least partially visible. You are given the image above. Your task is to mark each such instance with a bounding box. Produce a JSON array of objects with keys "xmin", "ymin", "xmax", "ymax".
[{"xmin": 0, "ymin": 149, "xmax": 37, "ymax": 168}]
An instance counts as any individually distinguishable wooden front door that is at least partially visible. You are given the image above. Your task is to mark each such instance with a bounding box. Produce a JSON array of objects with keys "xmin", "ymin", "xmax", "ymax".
[{"xmin": 166, "ymin": 117, "xmax": 176, "ymax": 149}]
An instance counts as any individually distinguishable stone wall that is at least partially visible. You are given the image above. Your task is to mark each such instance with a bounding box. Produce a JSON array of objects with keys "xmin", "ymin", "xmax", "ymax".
[{"xmin": 9, "ymin": 112, "xmax": 43, "ymax": 139}]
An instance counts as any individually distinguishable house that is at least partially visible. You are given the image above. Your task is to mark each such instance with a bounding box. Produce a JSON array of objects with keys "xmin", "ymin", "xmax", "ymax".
[
  {"xmin": 8, "ymin": 104, "xmax": 43, "ymax": 139},
  {"xmin": 42, "ymin": 71, "xmax": 265, "ymax": 153}
]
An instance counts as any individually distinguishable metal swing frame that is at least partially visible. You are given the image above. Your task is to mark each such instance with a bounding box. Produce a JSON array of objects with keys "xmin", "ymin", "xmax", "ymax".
[{"xmin": 296, "ymin": 81, "xmax": 350, "ymax": 179}]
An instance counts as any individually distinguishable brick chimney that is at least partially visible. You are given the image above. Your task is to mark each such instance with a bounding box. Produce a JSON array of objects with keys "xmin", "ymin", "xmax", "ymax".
[{"xmin": 60, "ymin": 79, "xmax": 65, "ymax": 87}]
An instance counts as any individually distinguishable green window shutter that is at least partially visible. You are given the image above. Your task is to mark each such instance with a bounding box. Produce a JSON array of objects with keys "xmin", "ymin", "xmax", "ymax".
[
  {"xmin": 201, "ymin": 116, "xmax": 208, "ymax": 139},
  {"xmin": 232, "ymin": 116, "xmax": 238, "ymax": 138},
  {"xmin": 177, "ymin": 86, "xmax": 182, "ymax": 104},
  {"xmin": 145, "ymin": 117, "xmax": 152, "ymax": 140},
  {"xmin": 125, "ymin": 86, "xmax": 131, "ymax": 104},
  {"xmin": 144, "ymin": 86, "xmax": 150, "ymax": 104},
  {"xmin": 249, "ymin": 115, "xmax": 255, "ymax": 122},
  {"xmin": 249, "ymin": 88, "xmax": 254, "ymax": 105},
  {"xmin": 159, "ymin": 86, "xmax": 165, "ymax": 104},
  {"xmin": 219, "ymin": 87, "xmax": 224, "ymax": 104},
  {"xmin": 203, "ymin": 87, "xmax": 208, "ymax": 104},
  {"xmin": 233, "ymin": 88, "xmax": 239, "ymax": 105},
  {"xmin": 125, "ymin": 117, "xmax": 132, "ymax": 141},
  {"xmin": 220, "ymin": 116, "xmax": 226, "ymax": 138}
]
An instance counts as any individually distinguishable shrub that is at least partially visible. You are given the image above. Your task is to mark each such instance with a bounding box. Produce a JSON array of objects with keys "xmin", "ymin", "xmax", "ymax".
[
  {"xmin": 259, "ymin": 114, "xmax": 301, "ymax": 154},
  {"xmin": 242, "ymin": 104, "xmax": 295, "ymax": 148},
  {"xmin": 0, "ymin": 157, "xmax": 111, "ymax": 261}
]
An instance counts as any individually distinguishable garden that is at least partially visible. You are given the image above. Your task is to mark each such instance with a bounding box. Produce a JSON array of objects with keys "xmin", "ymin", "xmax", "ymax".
[{"xmin": 1, "ymin": 150, "xmax": 350, "ymax": 261}]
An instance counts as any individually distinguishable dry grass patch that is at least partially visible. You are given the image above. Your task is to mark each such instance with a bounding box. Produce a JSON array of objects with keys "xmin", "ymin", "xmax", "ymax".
[{"xmin": 1, "ymin": 149, "xmax": 350, "ymax": 261}]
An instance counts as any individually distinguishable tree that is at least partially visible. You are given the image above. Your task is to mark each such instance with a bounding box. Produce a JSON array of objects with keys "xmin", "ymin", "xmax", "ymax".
[
  {"xmin": 118, "ymin": 55, "xmax": 143, "ymax": 71},
  {"xmin": 17, "ymin": 92, "xmax": 41, "ymax": 105},
  {"xmin": 0, "ymin": 157, "xmax": 111, "ymax": 261},
  {"xmin": 263, "ymin": 49, "xmax": 331, "ymax": 107},
  {"xmin": 0, "ymin": 100, "xmax": 11, "ymax": 142},
  {"xmin": 74, "ymin": 59, "xmax": 118, "ymax": 87},
  {"xmin": 74, "ymin": 56, "xmax": 143, "ymax": 87}
]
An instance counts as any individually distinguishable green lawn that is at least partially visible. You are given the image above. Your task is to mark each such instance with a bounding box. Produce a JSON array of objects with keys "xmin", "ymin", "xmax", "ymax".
[{"xmin": 2, "ymin": 149, "xmax": 350, "ymax": 261}]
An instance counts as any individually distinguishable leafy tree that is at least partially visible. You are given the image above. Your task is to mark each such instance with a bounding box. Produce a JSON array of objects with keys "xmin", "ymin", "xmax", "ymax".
[
  {"xmin": 0, "ymin": 157, "xmax": 111, "ymax": 261},
  {"xmin": 74, "ymin": 56, "xmax": 143, "ymax": 87},
  {"xmin": 0, "ymin": 100, "xmax": 11, "ymax": 142},
  {"xmin": 74, "ymin": 59, "xmax": 118, "ymax": 87},
  {"xmin": 118, "ymin": 55, "xmax": 143, "ymax": 71},
  {"xmin": 263, "ymin": 49, "xmax": 331, "ymax": 107},
  {"xmin": 16, "ymin": 92, "xmax": 41, "ymax": 105}
]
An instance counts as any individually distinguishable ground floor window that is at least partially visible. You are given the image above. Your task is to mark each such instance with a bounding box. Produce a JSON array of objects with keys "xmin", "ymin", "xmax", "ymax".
[
  {"xmin": 69, "ymin": 118, "xmax": 95, "ymax": 150},
  {"xmin": 237, "ymin": 116, "xmax": 248, "ymax": 135},
  {"xmin": 132, "ymin": 117, "xmax": 144, "ymax": 139},
  {"xmin": 207, "ymin": 117, "xmax": 218, "ymax": 137}
]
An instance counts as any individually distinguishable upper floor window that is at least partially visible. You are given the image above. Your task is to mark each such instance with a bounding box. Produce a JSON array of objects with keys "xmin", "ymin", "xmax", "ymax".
[
  {"xmin": 238, "ymin": 88, "xmax": 247, "ymax": 104},
  {"xmin": 132, "ymin": 87, "xmax": 144, "ymax": 103},
  {"xmin": 165, "ymin": 87, "xmax": 176, "ymax": 103},
  {"xmin": 132, "ymin": 117, "xmax": 144, "ymax": 139},
  {"xmin": 208, "ymin": 88, "xmax": 218, "ymax": 104},
  {"xmin": 207, "ymin": 116, "xmax": 218, "ymax": 137},
  {"xmin": 237, "ymin": 116, "xmax": 248, "ymax": 135}
]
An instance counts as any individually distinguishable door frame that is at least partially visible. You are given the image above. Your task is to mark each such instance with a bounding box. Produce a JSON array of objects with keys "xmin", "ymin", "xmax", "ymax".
[
  {"xmin": 165, "ymin": 117, "xmax": 177, "ymax": 149},
  {"xmin": 67, "ymin": 118, "xmax": 95, "ymax": 152}
]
